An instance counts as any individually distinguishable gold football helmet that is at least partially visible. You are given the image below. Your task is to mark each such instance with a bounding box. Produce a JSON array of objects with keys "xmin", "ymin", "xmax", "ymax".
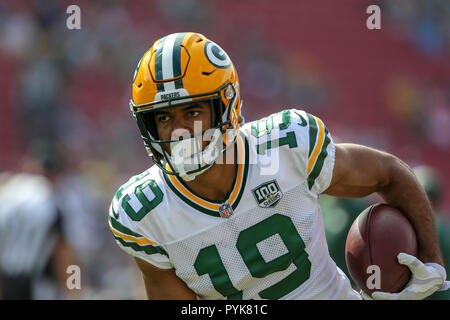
[{"xmin": 130, "ymin": 32, "xmax": 243, "ymax": 180}]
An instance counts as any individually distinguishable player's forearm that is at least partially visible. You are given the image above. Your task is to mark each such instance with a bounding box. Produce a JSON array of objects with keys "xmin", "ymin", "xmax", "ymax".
[
  {"xmin": 377, "ymin": 156, "xmax": 443, "ymax": 266},
  {"xmin": 135, "ymin": 258, "xmax": 198, "ymax": 300}
]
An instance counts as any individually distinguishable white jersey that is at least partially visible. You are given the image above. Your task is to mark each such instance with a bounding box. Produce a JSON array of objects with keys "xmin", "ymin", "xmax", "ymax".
[{"xmin": 109, "ymin": 109, "xmax": 361, "ymax": 300}]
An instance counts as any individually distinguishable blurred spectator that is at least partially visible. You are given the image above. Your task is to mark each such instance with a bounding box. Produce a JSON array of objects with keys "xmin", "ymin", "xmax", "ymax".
[
  {"xmin": 0, "ymin": 153, "xmax": 78, "ymax": 299},
  {"xmin": 384, "ymin": 75, "xmax": 450, "ymax": 150},
  {"xmin": 383, "ymin": 0, "xmax": 449, "ymax": 57},
  {"xmin": 384, "ymin": 77, "xmax": 426, "ymax": 137},
  {"xmin": 413, "ymin": 165, "xmax": 450, "ymax": 300},
  {"xmin": 424, "ymin": 81, "xmax": 450, "ymax": 149}
]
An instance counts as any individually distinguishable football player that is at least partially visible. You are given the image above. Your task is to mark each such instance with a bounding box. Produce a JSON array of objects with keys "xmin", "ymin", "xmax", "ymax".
[{"xmin": 108, "ymin": 32, "xmax": 449, "ymax": 300}]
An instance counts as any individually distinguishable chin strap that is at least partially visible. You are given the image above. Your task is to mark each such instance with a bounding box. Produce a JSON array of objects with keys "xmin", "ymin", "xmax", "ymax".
[{"xmin": 169, "ymin": 129, "xmax": 223, "ymax": 181}]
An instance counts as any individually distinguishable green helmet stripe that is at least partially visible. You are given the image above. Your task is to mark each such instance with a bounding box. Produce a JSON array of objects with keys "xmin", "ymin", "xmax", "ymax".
[
  {"xmin": 154, "ymin": 36, "xmax": 166, "ymax": 82},
  {"xmin": 172, "ymin": 32, "xmax": 187, "ymax": 79}
]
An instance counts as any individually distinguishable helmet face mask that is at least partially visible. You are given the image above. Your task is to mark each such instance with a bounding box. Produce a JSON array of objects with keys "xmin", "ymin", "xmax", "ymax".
[
  {"xmin": 129, "ymin": 33, "xmax": 242, "ymax": 180},
  {"xmin": 131, "ymin": 83, "xmax": 235, "ymax": 178}
]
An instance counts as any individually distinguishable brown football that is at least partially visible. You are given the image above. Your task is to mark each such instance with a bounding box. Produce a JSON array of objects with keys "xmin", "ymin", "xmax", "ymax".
[{"xmin": 345, "ymin": 203, "xmax": 418, "ymax": 295}]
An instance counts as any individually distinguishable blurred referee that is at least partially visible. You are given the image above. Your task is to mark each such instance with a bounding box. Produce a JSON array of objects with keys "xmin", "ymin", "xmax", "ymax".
[{"xmin": 0, "ymin": 151, "xmax": 76, "ymax": 299}]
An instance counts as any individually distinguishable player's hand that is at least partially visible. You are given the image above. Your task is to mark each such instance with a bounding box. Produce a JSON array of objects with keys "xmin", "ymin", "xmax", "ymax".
[{"xmin": 370, "ymin": 253, "xmax": 450, "ymax": 300}]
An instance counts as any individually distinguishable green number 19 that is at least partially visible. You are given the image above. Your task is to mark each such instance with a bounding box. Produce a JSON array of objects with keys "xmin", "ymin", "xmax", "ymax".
[
  {"xmin": 251, "ymin": 110, "xmax": 298, "ymax": 155},
  {"xmin": 194, "ymin": 214, "xmax": 311, "ymax": 299}
]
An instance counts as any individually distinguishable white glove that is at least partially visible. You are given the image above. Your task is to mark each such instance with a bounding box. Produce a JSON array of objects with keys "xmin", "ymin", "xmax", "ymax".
[{"xmin": 368, "ymin": 253, "xmax": 450, "ymax": 300}]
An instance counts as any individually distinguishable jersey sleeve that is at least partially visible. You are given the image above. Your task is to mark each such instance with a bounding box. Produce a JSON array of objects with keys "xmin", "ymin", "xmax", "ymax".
[
  {"xmin": 108, "ymin": 178, "xmax": 173, "ymax": 269},
  {"xmin": 291, "ymin": 109, "xmax": 336, "ymax": 195},
  {"xmin": 248, "ymin": 108, "xmax": 335, "ymax": 195}
]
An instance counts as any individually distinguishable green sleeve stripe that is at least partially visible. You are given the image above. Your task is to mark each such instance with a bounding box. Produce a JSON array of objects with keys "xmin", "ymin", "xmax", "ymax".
[
  {"xmin": 307, "ymin": 113, "xmax": 318, "ymax": 158},
  {"xmin": 114, "ymin": 236, "xmax": 169, "ymax": 257},
  {"xmin": 308, "ymin": 128, "xmax": 331, "ymax": 190},
  {"xmin": 109, "ymin": 216, "xmax": 143, "ymax": 238}
]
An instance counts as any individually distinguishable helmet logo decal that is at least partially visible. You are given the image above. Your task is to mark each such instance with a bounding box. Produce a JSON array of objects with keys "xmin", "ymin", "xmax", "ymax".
[
  {"xmin": 204, "ymin": 41, "xmax": 231, "ymax": 69},
  {"xmin": 154, "ymin": 88, "xmax": 192, "ymax": 107}
]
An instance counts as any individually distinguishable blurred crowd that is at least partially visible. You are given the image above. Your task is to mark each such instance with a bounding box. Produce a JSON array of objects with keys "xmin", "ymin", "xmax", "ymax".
[
  {"xmin": 382, "ymin": 0, "xmax": 450, "ymax": 57},
  {"xmin": 0, "ymin": 0, "xmax": 448, "ymax": 299}
]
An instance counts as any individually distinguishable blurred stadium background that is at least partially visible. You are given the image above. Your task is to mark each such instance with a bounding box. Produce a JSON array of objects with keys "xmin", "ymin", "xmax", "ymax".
[{"xmin": 0, "ymin": 0, "xmax": 448, "ymax": 299}]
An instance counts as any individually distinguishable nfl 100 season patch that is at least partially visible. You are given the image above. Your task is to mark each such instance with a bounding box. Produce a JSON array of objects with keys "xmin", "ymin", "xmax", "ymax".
[
  {"xmin": 218, "ymin": 203, "xmax": 234, "ymax": 218},
  {"xmin": 252, "ymin": 180, "xmax": 283, "ymax": 208}
]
